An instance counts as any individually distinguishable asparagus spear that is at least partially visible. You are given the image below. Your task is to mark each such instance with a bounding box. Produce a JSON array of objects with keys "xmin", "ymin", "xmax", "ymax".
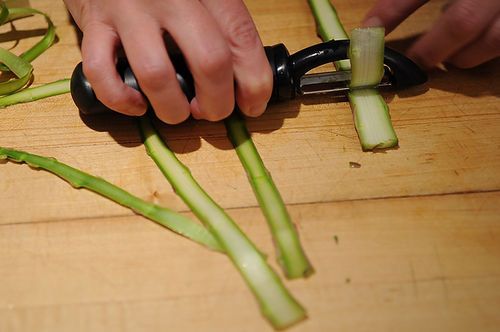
[
  {"xmin": 225, "ymin": 112, "xmax": 314, "ymax": 279},
  {"xmin": 139, "ymin": 115, "xmax": 306, "ymax": 329},
  {"xmin": 0, "ymin": 79, "xmax": 70, "ymax": 107},
  {"xmin": 0, "ymin": 146, "xmax": 222, "ymax": 251}
]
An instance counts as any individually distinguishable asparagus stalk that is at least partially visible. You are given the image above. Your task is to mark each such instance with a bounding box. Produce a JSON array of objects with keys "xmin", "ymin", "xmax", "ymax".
[
  {"xmin": 349, "ymin": 27, "xmax": 397, "ymax": 149},
  {"xmin": 139, "ymin": 115, "xmax": 306, "ymax": 329},
  {"xmin": 0, "ymin": 79, "xmax": 70, "ymax": 107},
  {"xmin": 0, "ymin": 146, "xmax": 222, "ymax": 251},
  {"xmin": 225, "ymin": 113, "xmax": 313, "ymax": 279},
  {"xmin": 307, "ymin": 0, "xmax": 398, "ymax": 150},
  {"xmin": 307, "ymin": 0, "xmax": 350, "ymax": 71}
]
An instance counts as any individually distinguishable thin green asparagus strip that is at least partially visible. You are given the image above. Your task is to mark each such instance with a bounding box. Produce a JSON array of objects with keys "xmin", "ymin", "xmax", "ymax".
[
  {"xmin": 0, "ymin": 78, "xmax": 70, "ymax": 107},
  {"xmin": 0, "ymin": 1, "xmax": 56, "ymax": 94},
  {"xmin": 307, "ymin": 0, "xmax": 398, "ymax": 150},
  {"xmin": 0, "ymin": 5, "xmax": 56, "ymax": 64},
  {"xmin": 139, "ymin": 115, "xmax": 306, "ymax": 329},
  {"xmin": 0, "ymin": 47, "xmax": 33, "ymax": 95},
  {"xmin": 225, "ymin": 113, "xmax": 314, "ymax": 279},
  {"xmin": 0, "ymin": 146, "xmax": 222, "ymax": 252}
]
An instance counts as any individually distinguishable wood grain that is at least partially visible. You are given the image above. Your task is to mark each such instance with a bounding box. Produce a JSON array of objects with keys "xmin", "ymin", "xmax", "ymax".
[{"xmin": 0, "ymin": 0, "xmax": 499, "ymax": 331}]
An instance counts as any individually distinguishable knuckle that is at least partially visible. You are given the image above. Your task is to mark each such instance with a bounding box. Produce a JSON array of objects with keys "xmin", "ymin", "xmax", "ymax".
[
  {"xmin": 197, "ymin": 48, "xmax": 232, "ymax": 77},
  {"xmin": 134, "ymin": 64, "xmax": 172, "ymax": 91},
  {"xmin": 226, "ymin": 17, "xmax": 260, "ymax": 49},
  {"xmin": 82, "ymin": 58, "xmax": 105, "ymax": 82},
  {"xmin": 237, "ymin": 68, "xmax": 273, "ymax": 115},
  {"xmin": 445, "ymin": 1, "xmax": 483, "ymax": 39},
  {"xmin": 238, "ymin": 83, "xmax": 271, "ymax": 115},
  {"xmin": 98, "ymin": 91, "xmax": 129, "ymax": 111}
]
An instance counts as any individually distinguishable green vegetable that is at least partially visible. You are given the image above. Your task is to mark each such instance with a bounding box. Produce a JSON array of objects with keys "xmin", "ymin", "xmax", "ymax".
[
  {"xmin": 349, "ymin": 89, "xmax": 397, "ymax": 150},
  {"xmin": 139, "ymin": 115, "xmax": 306, "ymax": 329},
  {"xmin": 0, "ymin": 47, "xmax": 33, "ymax": 95},
  {"xmin": 349, "ymin": 28, "xmax": 385, "ymax": 89},
  {"xmin": 0, "ymin": 79, "xmax": 70, "ymax": 107},
  {"xmin": 0, "ymin": 5, "xmax": 56, "ymax": 64},
  {"xmin": 225, "ymin": 113, "xmax": 313, "ymax": 279},
  {"xmin": 0, "ymin": 146, "xmax": 222, "ymax": 251},
  {"xmin": 307, "ymin": 0, "xmax": 398, "ymax": 150},
  {"xmin": 348, "ymin": 28, "xmax": 397, "ymax": 149},
  {"xmin": 0, "ymin": 1, "xmax": 56, "ymax": 95},
  {"xmin": 307, "ymin": 0, "xmax": 350, "ymax": 71}
]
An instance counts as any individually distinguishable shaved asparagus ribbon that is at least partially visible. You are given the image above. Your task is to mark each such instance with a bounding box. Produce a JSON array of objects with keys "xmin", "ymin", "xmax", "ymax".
[
  {"xmin": 307, "ymin": 0, "xmax": 398, "ymax": 150},
  {"xmin": 0, "ymin": 1, "xmax": 56, "ymax": 95},
  {"xmin": 0, "ymin": 146, "xmax": 222, "ymax": 251}
]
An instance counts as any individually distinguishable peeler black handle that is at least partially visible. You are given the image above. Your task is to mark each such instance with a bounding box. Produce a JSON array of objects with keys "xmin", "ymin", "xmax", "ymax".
[{"xmin": 71, "ymin": 40, "xmax": 427, "ymax": 115}]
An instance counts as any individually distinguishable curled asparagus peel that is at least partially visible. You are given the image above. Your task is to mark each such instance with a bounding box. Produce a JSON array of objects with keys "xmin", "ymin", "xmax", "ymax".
[
  {"xmin": 225, "ymin": 112, "xmax": 314, "ymax": 279},
  {"xmin": 139, "ymin": 115, "xmax": 306, "ymax": 329},
  {"xmin": 307, "ymin": 0, "xmax": 398, "ymax": 150},
  {"xmin": 0, "ymin": 1, "xmax": 56, "ymax": 94},
  {"xmin": 0, "ymin": 146, "xmax": 222, "ymax": 252}
]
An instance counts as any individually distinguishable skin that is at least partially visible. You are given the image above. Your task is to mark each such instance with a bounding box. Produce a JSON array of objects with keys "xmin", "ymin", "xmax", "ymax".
[
  {"xmin": 363, "ymin": 0, "xmax": 500, "ymax": 69},
  {"xmin": 64, "ymin": 0, "xmax": 273, "ymax": 124}
]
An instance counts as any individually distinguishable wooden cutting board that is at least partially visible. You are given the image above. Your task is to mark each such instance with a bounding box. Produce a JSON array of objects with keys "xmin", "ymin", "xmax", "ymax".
[{"xmin": 0, "ymin": 0, "xmax": 499, "ymax": 331}]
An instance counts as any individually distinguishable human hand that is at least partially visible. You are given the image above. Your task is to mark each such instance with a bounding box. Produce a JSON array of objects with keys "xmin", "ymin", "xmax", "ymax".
[
  {"xmin": 64, "ymin": 0, "xmax": 273, "ymax": 123},
  {"xmin": 363, "ymin": 0, "xmax": 500, "ymax": 69}
]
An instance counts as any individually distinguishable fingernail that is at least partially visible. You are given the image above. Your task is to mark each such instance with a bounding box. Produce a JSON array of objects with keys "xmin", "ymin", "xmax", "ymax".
[
  {"xmin": 190, "ymin": 98, "xmax": 202, "ymax": 120},
  {"xmin": 246, "ymin": 102, "xmax": 267, "ymax": 117},
  {"xmin": 362, "ymin": 16, "xmax": 383, "ymax": 28}
]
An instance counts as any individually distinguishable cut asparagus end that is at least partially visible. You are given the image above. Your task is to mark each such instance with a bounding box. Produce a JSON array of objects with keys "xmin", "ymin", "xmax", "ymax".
[
  {"xmin": 349, "ymin": 89, "xmax": 398, "ymax": 150},
  {"xmin": 349, "ymin": 27, "xmax": 385, "ymax": 89}
]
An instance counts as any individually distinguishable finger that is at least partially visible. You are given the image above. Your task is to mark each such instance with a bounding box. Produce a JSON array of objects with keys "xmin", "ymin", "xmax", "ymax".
[
  {"xmin": 81, "ymin": 22, "xmax": 146, "ymax": 116},
  {"xmin": 407, "ymin": 0, "xmax": 500, "ymax": 69},
  {"xmin": 362, "ymin": 0, "xmax": 428, "ymax": 33},
  {"xmin": 202, "ymin": 0, "xmax": 273, "ymax": 117},
  {"xmin": 161, "ymin": 1, "xmax": 234, "ymax": 122},
  {"xmin": 448, "ymin": 15, "xmax": 500, "ymax": 68},
  {"xmin": 115, "ymin": 15, "xmax": 191, "ymax": 124}
]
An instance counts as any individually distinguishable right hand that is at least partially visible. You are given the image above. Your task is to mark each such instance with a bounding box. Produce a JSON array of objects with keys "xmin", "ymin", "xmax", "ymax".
[
  {"xmin": 64, "ymin": 0, "xmax": 273, "ymax": 124},
  {"xmin": 363, "ymin": 0, "xmax": 500, "ymax": 69}
]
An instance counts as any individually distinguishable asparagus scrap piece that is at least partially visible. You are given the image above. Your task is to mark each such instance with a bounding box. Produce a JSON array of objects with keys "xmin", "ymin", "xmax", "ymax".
[
  {"xmin": 225, "ymin": 112, "xmax": 314, "ymax": 279},
  {"xmin": 0, "ymin": 146, "xmax": 222, "ymax": 251},
  {"xmin": 139, "ymin": 115, "xmax": 306, "ymax": 329}
]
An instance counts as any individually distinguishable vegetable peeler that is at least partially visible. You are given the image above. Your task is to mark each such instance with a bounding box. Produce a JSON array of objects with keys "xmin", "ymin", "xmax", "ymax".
[{"xmin": 70, "ymin": 39, "xmax": 427, "ymax": 114}]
